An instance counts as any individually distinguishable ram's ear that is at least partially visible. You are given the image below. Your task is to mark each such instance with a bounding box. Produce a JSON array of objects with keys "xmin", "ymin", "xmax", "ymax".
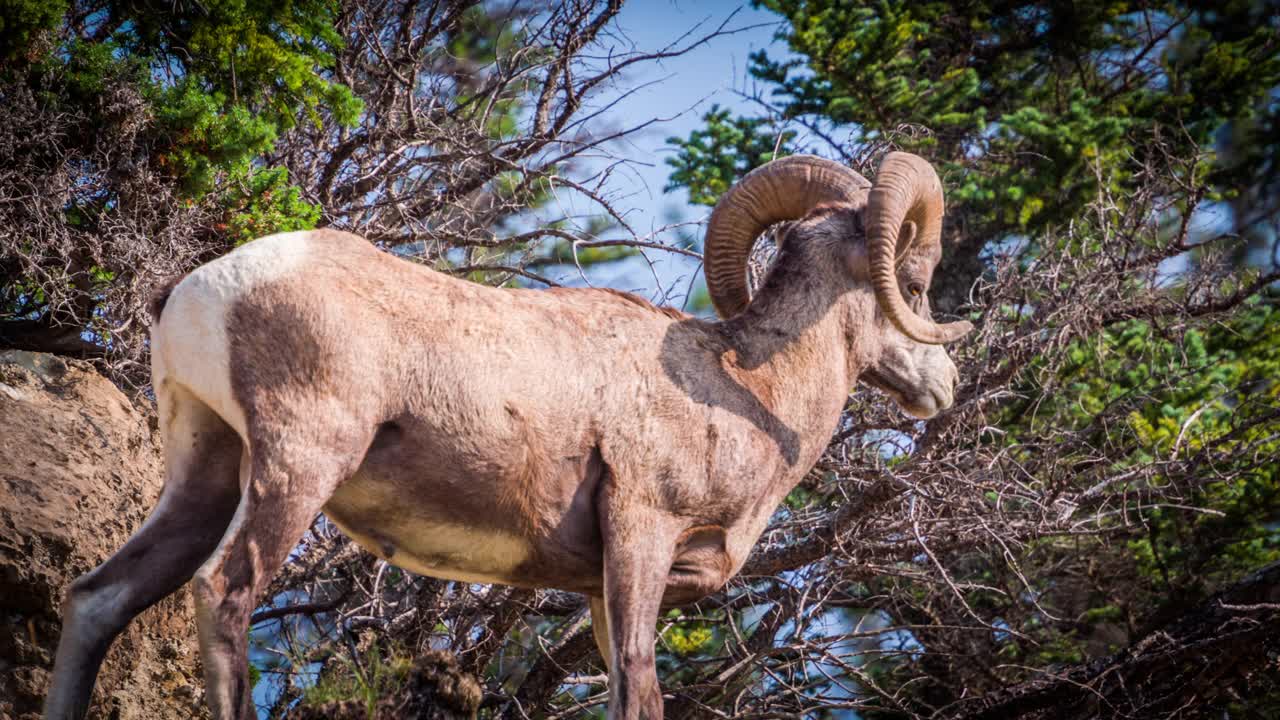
[{"xmin": 843, "ymin": 235, "xmax": 871, "ymax": 283}]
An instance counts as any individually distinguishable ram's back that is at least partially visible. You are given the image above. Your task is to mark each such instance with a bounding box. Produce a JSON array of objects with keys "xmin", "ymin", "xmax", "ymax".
[{"xmin": 154, "ymin": 230, "xmax": 693, "ymax": 429}]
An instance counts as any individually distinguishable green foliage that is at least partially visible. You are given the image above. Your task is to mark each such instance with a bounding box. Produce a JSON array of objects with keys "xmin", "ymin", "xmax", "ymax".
[
  {"xmin": 30, "ymin": 0, "xmax": 360, "ymax": 196},
  {"xmin": 302, "ymin": 644, "xmax": 413, "ymax": 717},
  {"xmin": 223, "ymin": 166, "xmax": 322, "ymax": 244},
  {"xmin": 117, "ymin": 0, "xmax": 360, "ymax": 131},
  {"xmin": 668, "ymin": 1, "xmax": 1280, "ymax": 235},
  {"xmin": 9, "ymin": 0, "xmax": 357, "ymax": 207},
  {"xmin": 665, "ymin": 105, "xmax": 796, "ymax": 206},
  {"xmin": 152, "ymin": 81, "xmax": 281, "ymax": 195},
  {"xmin": 33, "ymin": 37, "xmax": 139, "ymax": 110},
  {"xmin": 1121, "ymin": 304, "xmax": 1280, "ymax": 585},
  {"xmin": 1, "ymin": 0, "xmax": 356, "ymax": 345},
  {"xmin": 989, "ymin": 293, "xmax": 1280, "ymax": 667},
  {"xmin": 663, "ymin": 615, "xmax": 718, "ymax": 656},
  {"xmin": 0, "ymin": 0, "xmax": 64, "ymax": 62},
  {"xmin": 123, "ymin": 0, "xmax": 359, "ymax": 198}
]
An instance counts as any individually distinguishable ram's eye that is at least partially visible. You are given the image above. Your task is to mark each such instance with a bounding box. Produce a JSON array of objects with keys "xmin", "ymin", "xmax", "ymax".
[{"xmin": 908, "ymin": 283, "xmax": 924, "ymax": 298}]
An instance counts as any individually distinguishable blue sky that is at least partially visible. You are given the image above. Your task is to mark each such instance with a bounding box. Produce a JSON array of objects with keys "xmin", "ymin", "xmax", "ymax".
[
  {"xmin": 548, "ymin": 3, "xmax": 1243, "ymax": 306},
  {"xmin": 534, "ymin": 1, "xmax": 786, "ymax": 305},
  {"xmin": 596, "ymin": 1, "xmax": 782, "ymax": 224}
]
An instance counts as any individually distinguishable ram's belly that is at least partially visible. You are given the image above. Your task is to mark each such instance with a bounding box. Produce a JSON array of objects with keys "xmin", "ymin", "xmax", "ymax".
[{"xmin": 323, "ymin": 472, "xmax": 536, "ymax": 586}]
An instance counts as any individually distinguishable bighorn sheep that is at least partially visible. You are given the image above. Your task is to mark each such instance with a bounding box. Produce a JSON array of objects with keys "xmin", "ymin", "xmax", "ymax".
[{"xmin": 45, "ymin": 152, "xmax": 970, "ymax": 720}]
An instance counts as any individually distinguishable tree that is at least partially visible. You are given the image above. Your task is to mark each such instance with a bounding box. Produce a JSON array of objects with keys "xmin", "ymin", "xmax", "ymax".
[
  {"xmin": 0, "ymin": 0, "xmax": 707, "ymax": 385},
  {"xmin": 0, "ymin": 0, "xmax": 357, "ymax": 378},
  {"xmin": 652, "ymin": 2, "xmax": 1280, "ymax": 717},
  {"xmin": 669, "ymin": 0, "xmax": 1280, "ymax": 310}
]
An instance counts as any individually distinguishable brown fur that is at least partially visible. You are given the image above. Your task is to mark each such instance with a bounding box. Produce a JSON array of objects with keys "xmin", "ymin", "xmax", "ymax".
[{"xmin": 585, "ymin": 287, "xmax": 690, "ymax": 321}]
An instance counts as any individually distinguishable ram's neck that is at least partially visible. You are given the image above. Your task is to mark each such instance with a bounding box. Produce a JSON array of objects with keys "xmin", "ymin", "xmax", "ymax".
[{"xmin": 717, "ymin": 243, "xmax": 871, "ymax": 471}]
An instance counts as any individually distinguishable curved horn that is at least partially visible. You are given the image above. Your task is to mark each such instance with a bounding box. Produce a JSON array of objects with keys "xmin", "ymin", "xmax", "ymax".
[
  {"xmin": 866, "ymin": 152, "xmax": 973, "ymax": 344},
  {"xmin": 704, "ymin": 155, "xmax": 869, "ymax": 318}
]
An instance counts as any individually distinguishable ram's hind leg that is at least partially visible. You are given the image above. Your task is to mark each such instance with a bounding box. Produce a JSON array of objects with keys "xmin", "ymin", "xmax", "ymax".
[
  {"xmin": 590, "ymin": 596, "xmax": 612, "ymax": 672},
  {"xmin": 45, "ymin": 386, "xmax": 242, "ymax": 720},
  {"xmin": 192, "ymin": 415, "xmax": 373, "ymax": 720}
]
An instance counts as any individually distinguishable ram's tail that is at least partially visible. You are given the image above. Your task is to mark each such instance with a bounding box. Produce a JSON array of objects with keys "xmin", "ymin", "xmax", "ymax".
[{"xmin": 148, "ymin": 274, "xmax": 188, "ymax": 322}]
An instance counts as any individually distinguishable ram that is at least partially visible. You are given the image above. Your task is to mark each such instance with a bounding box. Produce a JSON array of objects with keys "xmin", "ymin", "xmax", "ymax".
[{"xmin": 45, "ymin": 152, "xmax": 971, "ymax": 720}]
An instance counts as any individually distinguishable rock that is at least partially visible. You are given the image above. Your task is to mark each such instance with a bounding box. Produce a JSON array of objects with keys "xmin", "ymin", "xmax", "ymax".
[{"xmin": 0, "ymin": 350, "xmax": 207, "ymax": 719}]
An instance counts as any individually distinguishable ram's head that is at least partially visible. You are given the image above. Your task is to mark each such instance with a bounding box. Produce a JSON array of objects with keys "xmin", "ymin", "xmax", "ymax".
[{"xmin": 701, "ymin": 152, "xmax": 972, "ymax": 419}]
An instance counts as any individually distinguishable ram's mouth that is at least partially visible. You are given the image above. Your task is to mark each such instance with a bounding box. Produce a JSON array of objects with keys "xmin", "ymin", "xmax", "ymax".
[{"xmin": 860, "ymin": 367, "xmax": 947, "ymax": 419}]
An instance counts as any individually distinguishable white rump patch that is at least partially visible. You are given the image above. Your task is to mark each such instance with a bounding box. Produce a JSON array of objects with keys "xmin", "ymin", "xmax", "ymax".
[{"xmin": 152, "ymin": 231, "xmax": 320, "ymax": 440}]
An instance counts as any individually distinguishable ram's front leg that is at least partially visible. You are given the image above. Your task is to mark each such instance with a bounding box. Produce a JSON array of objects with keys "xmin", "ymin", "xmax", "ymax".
[{"xmin": 599, "ymin": 486, "xmax": 678, "ymax": 720}]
